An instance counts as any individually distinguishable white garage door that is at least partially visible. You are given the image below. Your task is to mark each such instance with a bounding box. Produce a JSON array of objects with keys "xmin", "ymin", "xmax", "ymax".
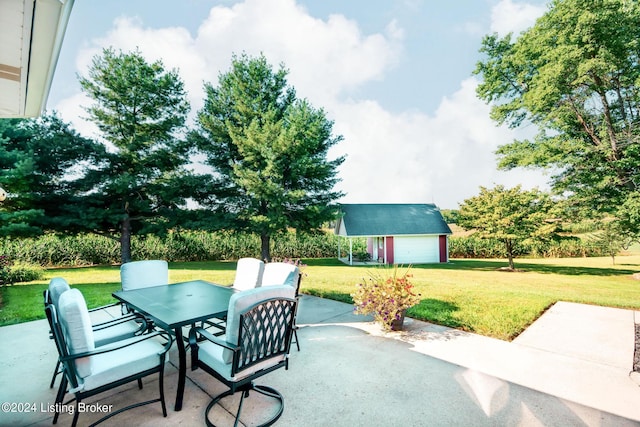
[{"xmin": 394, "ymin": 236, "xmax": 439, "ymax": 264}]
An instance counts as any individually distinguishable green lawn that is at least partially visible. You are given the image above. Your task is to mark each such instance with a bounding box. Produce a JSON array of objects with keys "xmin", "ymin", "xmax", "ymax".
[{"xmin": 3, "ymin": 256, "xmax": 640, "ymax": 341}]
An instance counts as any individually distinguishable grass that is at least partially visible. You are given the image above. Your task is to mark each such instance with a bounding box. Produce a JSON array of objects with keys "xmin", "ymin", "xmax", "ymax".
[{"xmin": 3, "ymin": 256, "xmax": 640, "ymax": 341}]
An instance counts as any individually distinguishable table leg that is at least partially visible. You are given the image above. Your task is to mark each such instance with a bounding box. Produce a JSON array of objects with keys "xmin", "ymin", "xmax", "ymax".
[{"xmin": 174, "ymin": 327, "xmax": 186, "ymax": 411}]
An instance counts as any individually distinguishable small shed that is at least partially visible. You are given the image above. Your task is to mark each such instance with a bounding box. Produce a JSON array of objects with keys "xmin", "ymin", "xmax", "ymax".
[{"xmin": 335, "ymin": 203, "xmax": 452, "ymax": 265}]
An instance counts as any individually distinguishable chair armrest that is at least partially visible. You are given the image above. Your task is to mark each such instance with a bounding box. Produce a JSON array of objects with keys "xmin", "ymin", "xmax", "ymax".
[
  {"xmin": 91, "ymin": 313, "xmax": 147, "ymax": 333},
  {"xmin": 61, "ymin": 330, "xmax": 173, "ymax": 362},
  {"xmin": 88, "ymin": 302, "xmax": 121, "ymax": 312},
  {"xmin": 188, "ymin": 326, "xmax": 238, "ymax": 352},
  {"xmin": 189, "ymin": 326, "xmax": 237, "ymax": 370}
]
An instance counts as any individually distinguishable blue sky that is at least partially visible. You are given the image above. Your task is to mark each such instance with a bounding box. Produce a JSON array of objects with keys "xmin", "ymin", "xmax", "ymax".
[{"xmin": 48, "ymin": 0, "xmax": 549, "ymax": 209}]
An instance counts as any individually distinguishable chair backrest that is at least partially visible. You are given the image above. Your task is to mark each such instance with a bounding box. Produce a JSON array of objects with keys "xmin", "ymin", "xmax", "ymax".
[
  {"xmin": 261, "ymin": 262, "xmax": 300, "ymax": 289},
  {"xmin": 232, "ymin": 257, "xmax": 265, "ymax": 291},
  {"xmin": 47, "ymin": 277, "xmax": 71, "ymax": 309},
  {"xmin": 224, "ymin": 285, "xmax": 296, "ymax": 373},
  {"xmin": 44, "ymin": 277, "xmax": 72, "ymax": 346},
  {"xmin": 44, "ymin": 299, "xmax": 68, "ymax": 368},
  {"xmin": 56, "ymin": 288, "xmax": 96, "ymax": 382},
  {"xmin": 120, "ymin": 260, "xmax": 169, "ymax": 291}
]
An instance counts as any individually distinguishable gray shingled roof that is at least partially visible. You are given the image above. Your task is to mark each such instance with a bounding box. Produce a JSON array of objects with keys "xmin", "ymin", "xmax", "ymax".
[{"xmin": 337, "ymin": 204, "xmax": 452, "ymax": 237}]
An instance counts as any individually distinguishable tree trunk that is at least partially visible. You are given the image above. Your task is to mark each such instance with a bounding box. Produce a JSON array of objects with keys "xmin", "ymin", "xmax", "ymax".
[
  {"xmin": 506, "ymin": 239, "xmax": 515, "ymax": 270},
  {"xmin": 120, "ymin": 214, "xmax": 132, "ymax": 264},
  {"xmin": 260, "ymin": 233, "xmax": 271, "ymax": 262}
]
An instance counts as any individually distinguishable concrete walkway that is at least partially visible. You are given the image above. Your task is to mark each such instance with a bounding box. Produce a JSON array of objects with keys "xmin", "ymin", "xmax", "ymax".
[{"xmin": 1, "ymin": 296, "xmax": 639, "ymax": 426}]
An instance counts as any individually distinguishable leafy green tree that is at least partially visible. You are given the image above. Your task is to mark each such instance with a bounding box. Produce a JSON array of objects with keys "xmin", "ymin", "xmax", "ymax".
[
  {"xmin": 0, "ymin": 115, "xmax": 104, "ymax": 237},
  {"xmin": 192, "ymin": 53, "xmax": 345, "ymax": 261},
  {"xmin": 457, "ymin": 185, "xmax": 556, "ymax": 269},
  {"xmin": 474, "ymin": 0, "xmax": 640, "ymax": 229},
  {"xmin": 591, "ymin": 221, "xmax": 625, "ymax": 264},
  {"xmin": 78, "ymin": 48, "xmax": 195, "ymax": 263},
  {"xmin": 440, "ymin": 209, "xmax": 459, "ymax": 224},
  {"xmin": 610, "ymin": 192, "xmax": 640, "ymax": 247}
]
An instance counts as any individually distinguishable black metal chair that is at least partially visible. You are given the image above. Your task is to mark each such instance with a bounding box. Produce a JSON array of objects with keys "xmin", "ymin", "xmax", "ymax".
[
  {"xmin": 198, "ymin": 258, "xmax": 266, "ymax": 336},
  {"xmin": 260, "ymin": 263, "xmax": 303, "ymax": 351},
  {"xmin": 189, "ymin": 285, "xmax": 297, "ymax": 427},
  {"xmin": 44, "ymin": 277, "xmax": 148, "ymax": 388},
  {"xmin": 47, "ymin": 288, "xmax": 172, "ymax": 427}
]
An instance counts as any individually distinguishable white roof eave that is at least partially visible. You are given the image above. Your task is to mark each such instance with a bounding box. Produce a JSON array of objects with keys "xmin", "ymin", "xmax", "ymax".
[{"xmin": 0, "ymin": 0, "xmax": 75, "ymax": 118}]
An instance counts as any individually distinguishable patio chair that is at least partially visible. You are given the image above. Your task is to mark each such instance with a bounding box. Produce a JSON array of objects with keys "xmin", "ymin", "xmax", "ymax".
[
  {"xmin": 232, "ymin": 257, "xmax": 265, "ymax": 291},
  {"xmin": 203, "ymin": 257, "xmax": 266, "ymax": 335},
  {"xmin": 260, "ymin": 263, "xmax": 302, "ymax": 351},
  {"xmin": 120, "ymin": 259, "xmax": 169, "ymax": 290},
  {"xmin": 188, "ymin": 285, "xmax": 297, "ymax": 427},
  {"xmin": 260, "ymin": 262, "xmax": 300, "ymax": 288},
  {"xmin": 120, "ymin": 260, "xmax": 169, "ymax": 315},
  {"xmin": 44, "ymin": 277, "xmax": 147, "ymax": 388},
  {"xmin": 48, "ymin": 288, "xmax": 172, "ymax": 427}
]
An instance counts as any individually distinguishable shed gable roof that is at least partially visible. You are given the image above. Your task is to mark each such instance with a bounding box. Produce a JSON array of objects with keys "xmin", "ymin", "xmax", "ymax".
[{"xmin": 336, "ymin": 203, "xmax": 452, "ymax": 237}]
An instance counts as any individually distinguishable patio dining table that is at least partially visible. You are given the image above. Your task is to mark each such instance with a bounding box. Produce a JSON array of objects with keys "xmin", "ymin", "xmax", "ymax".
[{"xmin": 112, "ymin": 280, "xmax": 236, "ymax": 411}]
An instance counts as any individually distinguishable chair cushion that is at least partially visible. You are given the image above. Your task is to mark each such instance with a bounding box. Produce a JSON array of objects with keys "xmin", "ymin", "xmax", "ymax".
[
  {"xmin": 93, "ymin": 320, "xmax": 142, "ymax": 347},
  {"xmin": 81, "ymin": 336, "xmax": 168, "ymax": 391},
  {"xmin": 58, "ymin": 289, "xmax": 95, "ymax": 378},
  {"xmin": 232, "ymin": 258, "xmax": 265, "ymax": 291},
  {"xmin": 261, "ymin": 263, "xmax": 300, "ymax": 287},
  {"xmin": 48, "ymin": 277, "xmax": 70, "ymax": 309},
  {"xmin": 223, "ymin": 285, "xmax": 295, "ymax": 364},
  {"xmin": 198, "ymin": 340, "xmax": 286, "ymax": 382},
  {"xmin": 120, "ymin": 260, "xmax": 169, "ymax": 291}
]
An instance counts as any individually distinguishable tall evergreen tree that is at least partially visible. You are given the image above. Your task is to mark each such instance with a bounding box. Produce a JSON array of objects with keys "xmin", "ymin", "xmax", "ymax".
[
  {"xmin": 79, "ymin": 48, "xmax": 194, "ymax": 263},
  {"xmin": 192, "ymin": 53, "xmax": 344, "ymax": 261},
  {"xmin": 0, "ymin": 115, "xmax": 104, "ymax": 237}
]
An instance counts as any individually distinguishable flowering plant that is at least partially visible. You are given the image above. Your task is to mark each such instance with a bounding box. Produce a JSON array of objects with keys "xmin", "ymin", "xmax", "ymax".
[{"xmin": 351, "ymin": 265, "xmax": 421, "ymax": 331}]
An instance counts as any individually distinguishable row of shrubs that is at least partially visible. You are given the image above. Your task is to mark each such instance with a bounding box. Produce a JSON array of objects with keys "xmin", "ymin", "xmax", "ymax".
[
  {"xmin": 0, "ymin": 231, "xmax": 610, "ymax": 269},
  {"xmin": 0, "ymin": 255, "xmax": 44, "ymax": 286}
]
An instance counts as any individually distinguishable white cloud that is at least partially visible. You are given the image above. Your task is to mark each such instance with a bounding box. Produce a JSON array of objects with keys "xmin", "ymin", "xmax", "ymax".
[
  {"xmin": 77, "ymin": 16, "xmax": 208, "ymax": 114},
  {"xmin": 194, "ymin": 0, "xmax": 403, "ymax": 106},
  {"xmin": 333, "ymin": 77, "xmax": 549, "ymax": 208},
  {"xmin": 52, "ymin": 0, "xmax": 549, "ymax": 210},
  {"xmin": 490, "ymin": 0, "xmax": 545, "ymax": 37},
  {"xmin": 58, "ymin": 0, "xmax": 402, "ymax": 127}
]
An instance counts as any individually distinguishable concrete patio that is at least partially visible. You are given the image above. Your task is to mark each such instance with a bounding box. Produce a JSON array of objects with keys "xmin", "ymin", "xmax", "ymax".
[{"xmin": 1, "ymin": 295, "xmax": 640, "ymax": 426}]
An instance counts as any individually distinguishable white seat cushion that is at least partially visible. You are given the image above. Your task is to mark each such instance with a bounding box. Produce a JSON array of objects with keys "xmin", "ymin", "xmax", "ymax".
[
  {"xmin": 198, "ymin": 340, "xmax": 285, "ymax": 382},
  {"xmin": 233, "ymin": 258, "xmax": 265, "ymax": 291},
  {"xmin": 81, "ymin": 336, "xmax": 168, "ymax": 392},
  {"xmin": 120, "ymin": 260, "xmax": 169, "ymax": 290},
  {"xmin": 50, "ymin": 277, "xmax": 140, "ymax": 347},
  {"xmin": 48, "ymin": 277, "xmax": 70, "ymax": 309},
  {"xmin": 93, "ymin": 320, "xmax": 143, "ymax": 347},
  {"xmin": 58, "ymin": 289, "xmax": 95, "ymax": 378},
  {"xmin": 261, "ymin": 263, "xmax": 299, "ymax": 287}
]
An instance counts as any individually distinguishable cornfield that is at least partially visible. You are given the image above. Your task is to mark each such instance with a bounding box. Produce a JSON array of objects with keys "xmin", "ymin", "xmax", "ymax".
[
  {"xmin": 0, "ymin": 230, "xmax": 362, "ymax": 267},
  {"xmin": 0, "ymin": 231, "xmax": 608, "ymax": 267}
]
